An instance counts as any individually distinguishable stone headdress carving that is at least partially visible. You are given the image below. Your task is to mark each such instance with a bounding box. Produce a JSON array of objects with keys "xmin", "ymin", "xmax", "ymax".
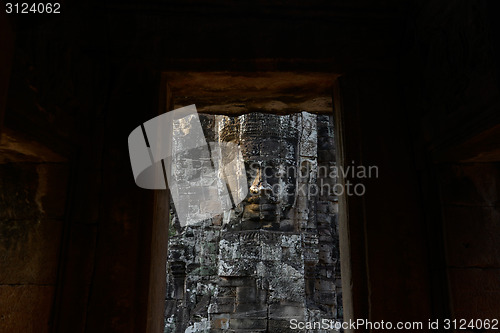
[{"xmin": 218, "ymin": 113, "xmax": 300, "ymax": 143}]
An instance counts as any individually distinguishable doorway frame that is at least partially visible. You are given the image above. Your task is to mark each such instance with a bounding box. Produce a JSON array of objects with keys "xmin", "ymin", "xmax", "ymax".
[{"xmin": 145, "ymin": 72, "xmax": 368, "ymax": 333}]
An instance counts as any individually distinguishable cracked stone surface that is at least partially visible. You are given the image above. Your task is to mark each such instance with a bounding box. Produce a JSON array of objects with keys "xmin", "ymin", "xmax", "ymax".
[{"xmin": 165, "ymin": 112, "xmax": 341, "ymax": 333}]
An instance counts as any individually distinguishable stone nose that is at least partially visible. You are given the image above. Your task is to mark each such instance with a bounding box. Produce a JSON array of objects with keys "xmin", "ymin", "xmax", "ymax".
[{"xmin": 249, "ymin": 169, "xmax": 272, "ymax": 195}]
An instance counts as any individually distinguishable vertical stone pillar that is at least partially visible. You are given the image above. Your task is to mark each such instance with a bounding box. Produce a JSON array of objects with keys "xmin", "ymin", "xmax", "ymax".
[{"xmin": 165, "ymin": 112, "xmax": 341, "ymax": 333}]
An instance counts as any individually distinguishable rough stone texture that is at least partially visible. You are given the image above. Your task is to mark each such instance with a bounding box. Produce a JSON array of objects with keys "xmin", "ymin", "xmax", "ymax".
[
  {"xmin": 3, "ymin": 0, "xmax": 500, "ymax": 331},
  {"xmin": 438, "ymin": 163, "xmax": 500, "ymax": 321},
  {"xmin": 165, "ymin": 113, "xmax": 341, "ymax": 332},
  {"xmin": 0, "ymin": 132, "xmax": 69, "ymax": 333},
  {"xmin": 0, "ymin": 285, "xmax": 55, "ymax": 333}
]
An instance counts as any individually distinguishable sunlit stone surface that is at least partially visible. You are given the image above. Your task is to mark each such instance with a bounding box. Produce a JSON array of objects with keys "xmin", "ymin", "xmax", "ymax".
[{"xmin": 165, "ymin": 112, "xmax": 341, "ymax": 333}]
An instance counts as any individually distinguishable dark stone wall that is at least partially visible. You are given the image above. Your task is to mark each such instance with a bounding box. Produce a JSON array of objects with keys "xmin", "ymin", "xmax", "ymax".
[
  {"xmin": 1, "ymin": 0, "xmax": 500, "ymax": 332},
  {"xmin": 400, "ymin": 0, "xmax": 500, "ymax": 324},
  {"xmin": 402, "ymin": 0, "xmax": 499, "ymax": 151},
  {"xmin": 0, "ymin": 131, "xmax": 69, "ymax": 332},
  {"xmin": 0, "ymin": 2, "xmax": 14, "ymax": 137},
  {"xmin": 1, "ymin": 5, "xmax": 160, "ymax": 331},
  {"xmin": 335, "ymin": 72, "xmax": 434, "ymax": 326},
  {"xmin": 438, "ymin": 163, "xmax": 500, "ymax": 321}
]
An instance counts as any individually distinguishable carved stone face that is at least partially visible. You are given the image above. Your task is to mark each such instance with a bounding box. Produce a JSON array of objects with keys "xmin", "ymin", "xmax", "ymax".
[{"xmin": 218, "ymin": 113, "xmax": 298, "ymax": 229}]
